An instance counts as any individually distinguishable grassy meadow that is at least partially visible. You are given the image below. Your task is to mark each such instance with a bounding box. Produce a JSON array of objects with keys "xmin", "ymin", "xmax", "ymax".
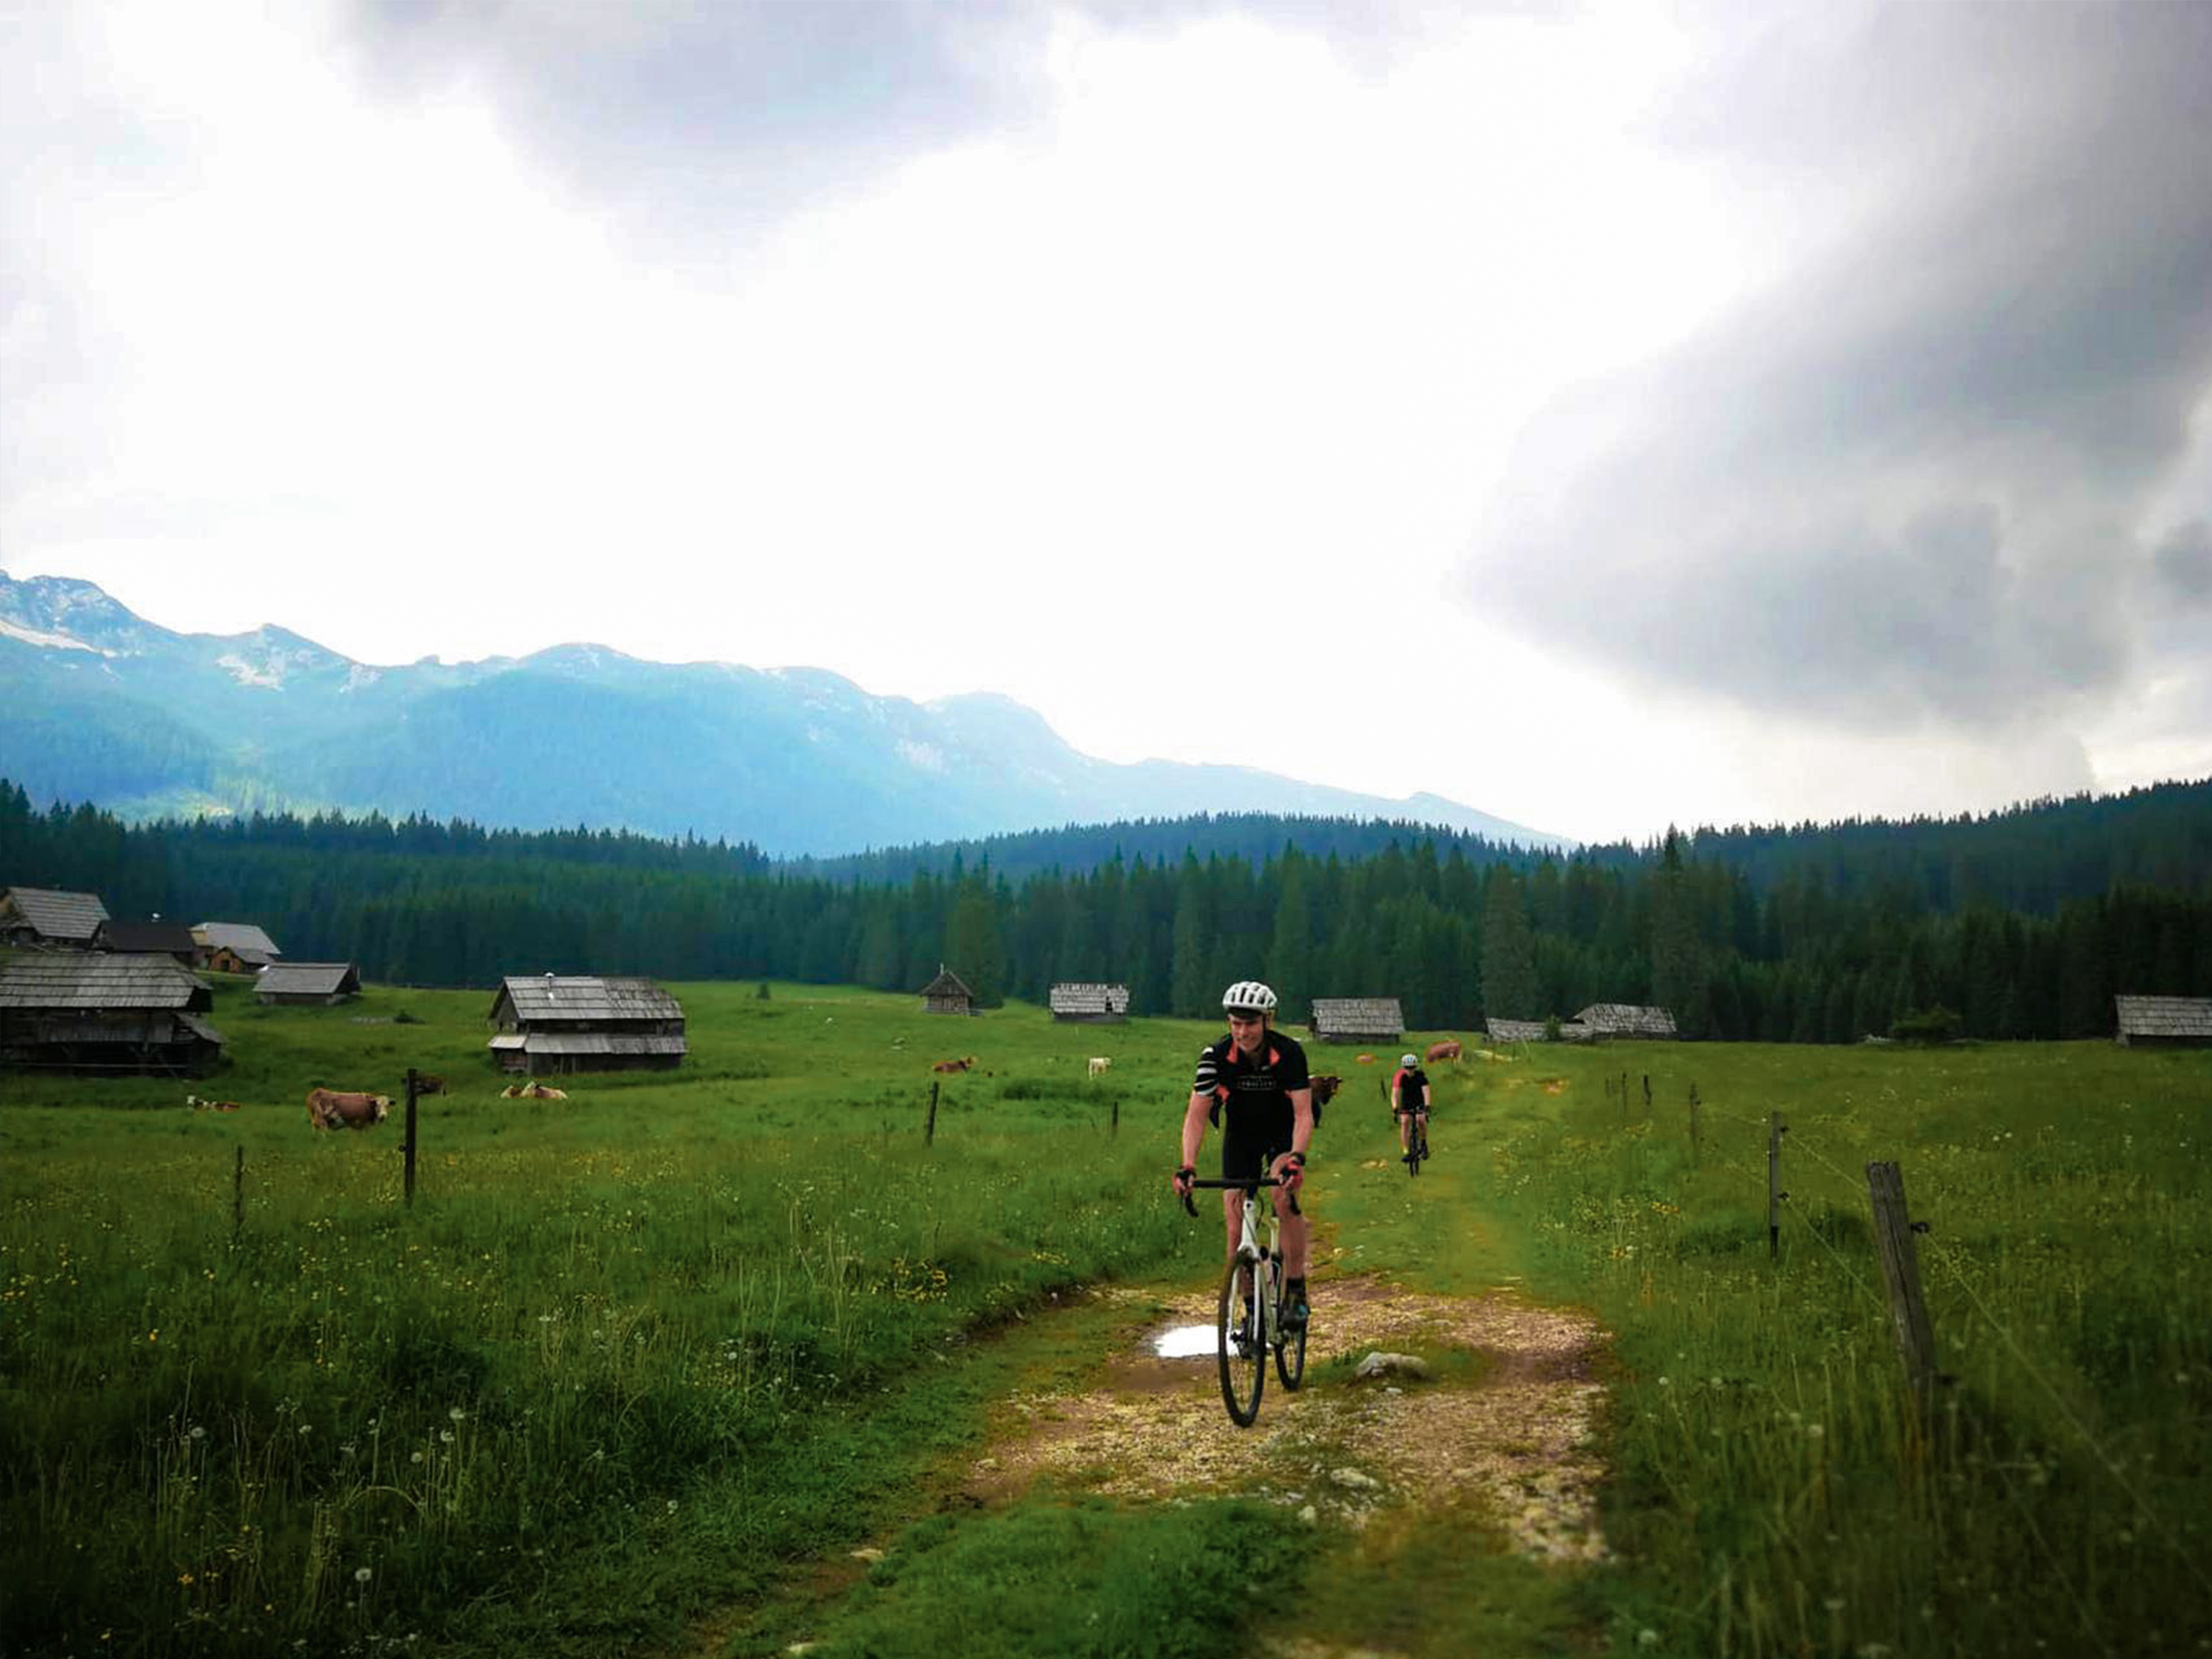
[{"xmin": 3, "ymin": 976, "xmax": 2209, "ymax": 1657}]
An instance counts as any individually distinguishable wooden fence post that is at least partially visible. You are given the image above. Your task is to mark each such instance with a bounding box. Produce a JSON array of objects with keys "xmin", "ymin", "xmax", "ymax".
[
  {"xmin": 233, "ymin": 1144, "xmax": 245, "ymax": 1239},
  {"xmin": 1688, "ymin": 1084, "xmax": 1700, "ymax": 1162},
  {"xmin": 1866, "ymin": 1160, "xmax": 1941, "ymax": 1409},
  {"xmin": 925, "ymin": 1079, "xmax": 940, "ymax": 1146},
  {"xmin": 1642, "ymin": 1073, "xmax": 1652, "ymax": 1116},
  {"xmin": 1767, "ymin": 1115, "xmax": 1788, "ymax": 1258},
  {"xmin": 403, "ymin": 1067, "xmax": 420, "ymax": 1206},
  {"xmin": 1110, "ymin": 1096, "xmax": 1119, "ymax": 1136}
]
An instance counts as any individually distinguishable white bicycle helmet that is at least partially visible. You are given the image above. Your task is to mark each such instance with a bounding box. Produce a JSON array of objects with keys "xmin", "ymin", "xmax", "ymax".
[{"xmin": 1221, "ymin": 980, "xmax": 1278, "ymax": 1014}]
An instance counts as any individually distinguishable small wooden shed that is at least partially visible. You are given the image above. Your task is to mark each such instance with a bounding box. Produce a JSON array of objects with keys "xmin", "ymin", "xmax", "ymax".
[
  {"xmin": 95, "ymin": 918, "xmax": 200, "ymax": 963},
  {"xmin": 1310, "ymin": 997, "xmax": 1405, "ymax": 1044},
  {"xmin": 919, "ymin": 965, "xmax": 975, "ymax": 1016},
  {"xmin": 1573, "ymin": 1003, "xmax": 1680, "ymax": 1039},
  {"xmin": 1049, "ymin": 982, "xmax": 1129, "ymax": 1023},
  {"xmin": 0, "ymin": 887, "xmax": 109, "ymax": 950},
  {"xmin": 193, "ymin": 922, "xmax": 283, "ymax": 974},
  {"xmin": 2114, "ymin": 995, "xmax": 2212, "ymax": 1048},
  {"xmin": 257, "ymin": 962, "xmax": 363, "ymax": 1006},
  {"xmin": 0, "ymin": 951, "xmax": 226, "ymax": 1075},
  {"xmin": 1486, "ymin": 1016, "xmax": 1594, "ymax": 1045},
  {"xmin": 485, "ymin": 974, "xmax": 688, "ymax": 1074}
]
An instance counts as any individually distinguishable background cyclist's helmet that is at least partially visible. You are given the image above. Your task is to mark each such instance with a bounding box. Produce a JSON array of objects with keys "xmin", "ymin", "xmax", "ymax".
[
  {"xmin": 1402, "ymin": 1053, "xmax": 1419, "ymax": 1067},
  {"xmin": 1222, "ymin": 980, "xmax": 1278, "ymax": 1015}
]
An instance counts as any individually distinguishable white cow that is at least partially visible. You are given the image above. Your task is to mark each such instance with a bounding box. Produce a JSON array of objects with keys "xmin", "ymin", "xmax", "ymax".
[{"xmin": 1087, "ymin": 1056, "xmax": 1112, "ymax": 1079}]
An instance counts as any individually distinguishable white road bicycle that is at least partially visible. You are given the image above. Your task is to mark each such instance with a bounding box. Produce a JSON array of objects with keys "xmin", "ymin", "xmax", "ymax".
[{"xmin": 1182, "ymin": 1172, "xmax": 1307, "ymax": 1427}]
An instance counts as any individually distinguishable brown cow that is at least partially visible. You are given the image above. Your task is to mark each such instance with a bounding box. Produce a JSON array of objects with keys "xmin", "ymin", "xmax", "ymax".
[
  {"xmin": 1355, "ymin": 1053, "xmax": 1376, "ymax": 1065},
  {"xmin": 931, "ymin": 1056, "xmax": 977, "ymax": 1074},
  {"xmin": 412, "ymin": 1072, "xmax": 448, "ymax": 1096},
  {"xmin": 1426, "ymin": 1040, "xmax": 1463, "ymax": 1064},
  {"xmin": 307, "ymin": 1088, "xmax": 391, "ymax": 1129},
  {"xmin": 1310, "ymin": 1075, "xmax": 1342, "ymax": 1109}
]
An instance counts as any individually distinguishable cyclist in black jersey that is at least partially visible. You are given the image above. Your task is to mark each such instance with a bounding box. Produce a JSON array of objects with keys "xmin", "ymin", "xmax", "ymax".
[
  {"xmin": 1171, "ymin": 979, "xmax": 1315, "ymax": 1330},
  {"xmin": 1390, "ymin": 1052, "xmax": 1432, "ymax": 1164}
]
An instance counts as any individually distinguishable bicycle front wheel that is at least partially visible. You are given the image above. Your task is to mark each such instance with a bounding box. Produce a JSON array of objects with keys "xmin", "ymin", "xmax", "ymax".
[{"xmin": 1217, "ymin": 1255, "xmax": 1265, "ymax": 1427}]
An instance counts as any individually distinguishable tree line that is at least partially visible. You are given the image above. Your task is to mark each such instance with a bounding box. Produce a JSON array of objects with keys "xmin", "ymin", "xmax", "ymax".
[{"xmin": 3, "ymin": 778, "xmax": 2207, "ymax": 1041}]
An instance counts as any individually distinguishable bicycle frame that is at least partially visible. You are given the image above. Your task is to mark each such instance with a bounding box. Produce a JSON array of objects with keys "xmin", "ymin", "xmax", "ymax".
[{"xmin": 1182, "ymin": 1172, "xmax": 1306, "ymax": 1424}]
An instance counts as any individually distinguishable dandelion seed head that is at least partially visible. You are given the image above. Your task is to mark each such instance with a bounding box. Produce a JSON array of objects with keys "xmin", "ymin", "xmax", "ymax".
[
  {"xmin": 189, "ymin": 1425, "xmax": 207, "ymax": 1440},
  {"xmin": 355, "ymin": 1567, "xmax": 373, "ymax": 1585}
]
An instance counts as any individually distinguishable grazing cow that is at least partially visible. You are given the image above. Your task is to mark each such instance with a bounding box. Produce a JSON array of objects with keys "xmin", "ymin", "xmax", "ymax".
[
  {"xmin": 1087, "ymin": 1056, "xmax": 1112, "ymax": 1079},
  {"xmin": 499, "ymin": 1080, "xmax": 569, "ymax": 1099},
  {"xmin": 1311, "ymin": 1075, "xmax": 1342, "ymax": 1108},
  {"xmin": 186, "ymin": 1095, "xmax": 242, "ymax": 1112},
  {"xmin": 1426, "ymin": 1040, "xmax": 1463, "ymax": 1064},
  {"xmin": 412, "ymin": 1072, "xmax": 448, "ymax": 1096},
  {"xmin": 931, "ymin": 1056, "xmax": 977, "ymax": 1074},
  {"xmin": 306, "ymin": 1088, "xmax": 391, "ymax": 1130},
  {"xmin": 1355, "ymin": 1053, "xmax": 1376, "ymax": 1065}
]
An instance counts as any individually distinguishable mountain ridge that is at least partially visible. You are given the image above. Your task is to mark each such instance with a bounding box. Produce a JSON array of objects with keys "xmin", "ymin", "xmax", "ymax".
[{"xmin": 0, "ymin": 572, "xmax": 1573, "ymax": 858}]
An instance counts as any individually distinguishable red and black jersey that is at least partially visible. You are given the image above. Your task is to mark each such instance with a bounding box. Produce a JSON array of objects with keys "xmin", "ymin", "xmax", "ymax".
[
  {"xmin": 1193, "ymin": 1029, "xmax": 1311, "ymax": 1137},
  {"xmin": 1390, "ymin": 1065, "xmax": 1431, "ymax": 1112}
]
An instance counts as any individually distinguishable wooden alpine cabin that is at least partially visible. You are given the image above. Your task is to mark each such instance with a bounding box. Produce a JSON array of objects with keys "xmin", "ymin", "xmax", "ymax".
[
  {"xmin": 1310, "ymin": 997, "xmax": 1406, "ymax": 1045},
  {"xmin": 257, "ymin": 962, "xmax": 364, "ymax": 1007},
  {"xmin": 0, "ymin": 951, "xmax": 226, "ymax": 1076},
  {"xmin": 1049, "ymin": 982, "xmax": 1129, "ymax": 1023},
  {"xmin": 0, "ymin": 887, "xmax": 109, "ymax": 951},
  {"xmin": 919, "ymin": 965, "xmax": 976, "ymax": 1016},
  {"xmin": 485, "ymin": 973, "xmax": 688, "ymax": 1074}
]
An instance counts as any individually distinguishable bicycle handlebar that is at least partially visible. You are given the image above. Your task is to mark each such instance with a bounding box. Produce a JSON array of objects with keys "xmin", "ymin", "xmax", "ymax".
[{"xmin": 1179, "ymin": 1173, "xmax": 1301, "ymax": 1217}]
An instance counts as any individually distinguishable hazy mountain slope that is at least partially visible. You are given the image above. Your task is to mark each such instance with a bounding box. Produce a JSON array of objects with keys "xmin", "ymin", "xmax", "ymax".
[{"xmin": 0, "ymin": 573, "xmax": 1572, "ymax": 855}]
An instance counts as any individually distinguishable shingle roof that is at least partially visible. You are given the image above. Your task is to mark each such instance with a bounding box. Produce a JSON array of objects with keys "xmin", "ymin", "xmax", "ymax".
[
  {"xmin": 1573, "ymin": 1003, "xmax": 1679, "ymax": 1037},
  {"xmin": 1049, "ymin": 982, "xmax": 1129, "ymax": 1015},
  {"xmin": 1485, "ymin": 1017, "xmax": 1595, "ymax": 1044},
  {"xmin": 493, "ymin": 975, "xmax": 684, "ymax": 1023},
  {"xmin": 920, "ymin": 966, "xmax": 974, "ymax": 1000},
  {"xmin": 1311, "ymin": 997, "xmax": 1406, "ymax": 1035},
  {"xmin": 2114, "ymin": 995, "xmax": 2212, "ymax": 1039},
  {"xmin": 0, "ymin": 952, "xmax": 211, "ymax": 1011},
  {"xmin": 2, "ymin": 887, "xmax": 110, "ymax": 943},
  {"xmin": 96, "ymin": 919, "xmax": 199, "ymax": 956},
  {"xmin": 194, "ymin": 922, "xmax": 282, "ymax": 962},
  {"xmin": 257, "ymin": 962, "xmax": 362, "ymax": 998}
]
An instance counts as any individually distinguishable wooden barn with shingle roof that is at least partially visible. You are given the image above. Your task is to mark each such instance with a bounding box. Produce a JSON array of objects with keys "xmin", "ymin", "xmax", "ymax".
[
  {"xmin": 257, "ymin": 962, "xmax": 363, "ymax": 1007},
  {"xmin": 486, "ymin": 974, "xmax": 687, "ymax": 1074},
  {"xmin": 95, "ymin": 918, "xmax": 199, "ymax": 963},
  {"xmin": 0, "ymin": 887, "xmax": 109, "ymax": 950},
  {"xmin": 1573, "ymin": 1003, "xmax": 1679, "ymax": 1040},
  {"xmin": 1049, "ymin": 982, "xmax": 1129, "ymax": 1023},
  {"xmin": 919, "ymin": 965, "xmax": 976, "ymax": 1016},
  {"xmin": 192, "ymin": 922, "xmax": 282, "ymax": 974},
  {"xmin": 1310, "ymin": 997, "xmax": 1405, "ymax": 1044},
  {"xmin": 2114, "ymin": 995, "xmax": 2212, "ymax": 1048},
  {"xmin": 1486, "ymin": 1016, "xmax": 1594, "ymax": 1045},
  {"xmin": 0, "ymin": 951, "xmax": 226, "ymax": 1075}
]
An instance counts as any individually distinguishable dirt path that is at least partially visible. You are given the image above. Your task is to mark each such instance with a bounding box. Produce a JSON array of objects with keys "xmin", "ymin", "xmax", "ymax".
[{"xmin": 958, "ymin": 1274, "xmax": 1611, "ymax": 1564}]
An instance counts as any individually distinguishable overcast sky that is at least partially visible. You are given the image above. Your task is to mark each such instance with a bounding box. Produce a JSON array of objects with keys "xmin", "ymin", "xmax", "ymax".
[{"xmin": 4, "ymin": 1, "xmax": 2207, "ymax": 846}]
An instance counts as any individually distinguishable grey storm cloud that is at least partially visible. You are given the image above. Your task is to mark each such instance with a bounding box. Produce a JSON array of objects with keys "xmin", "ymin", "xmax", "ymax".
[{"xmin": 1461, "ymin": 3, "xmax": 2212, "ymax": 734}]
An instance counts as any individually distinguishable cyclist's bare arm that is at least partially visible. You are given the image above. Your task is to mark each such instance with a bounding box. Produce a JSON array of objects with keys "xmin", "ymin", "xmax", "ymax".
[{"xmin": 1173, "ymin": 1091, "xmax": 1211, "ymax": 1193}]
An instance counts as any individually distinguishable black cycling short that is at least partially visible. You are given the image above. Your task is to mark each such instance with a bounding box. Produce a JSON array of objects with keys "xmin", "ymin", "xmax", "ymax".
[{"xmin": 1221, "ymin": 1106, "xmax": 1293, "ymax": 1183}]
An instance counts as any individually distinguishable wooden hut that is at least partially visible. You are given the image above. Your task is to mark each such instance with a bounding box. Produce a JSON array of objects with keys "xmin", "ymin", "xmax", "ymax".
[
  {"xmin": 257, "ymin": 962, "xmax": 363, "ymax": 1007},
  {"xmin": 0, "ymin": 951, "xmax": 225, "ymax": 1075},
  {"xmin": 919, "ymin": 965, "xmax": 975, "ymax": 1016},
  {"xmin": 1573, "ymin": 1003, "xmax": 1679, "ymax": 1040},
  {"xmin": 1310, "ymin": 997, "xmax": 1405, "ymax": 1044},
  {"xmin": 0, "ymin": 887, "xmax": 108, "ymax": 950},
  {"xmin": 2114, "ymin": 995, "xmax": 2212, "ymax": 1048},
  {"xmin": 1485, "ymin": 1016, "xmax": 1593, "ymax": 1045},
  {"xmin": 95, "ymin": 918, "xmax": 199, "ymax": 964},
  {"xmin": 1049, "ymin": 982, "xmax": 1129, "ymax": 1023},
  {"xmin": 193, "ymin": 922, "xmax": 283, "ymax": 974},
  {"xmin": 485, "ymin": 974, "xmax": 688, "ymax": 1074}
]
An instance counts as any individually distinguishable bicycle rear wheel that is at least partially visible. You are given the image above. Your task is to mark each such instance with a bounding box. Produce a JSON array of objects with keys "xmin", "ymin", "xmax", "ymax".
[
  {"xmin": 1272, "ymin": 1258, "xmax": 1306, "ymax": 1391},
  {"xmin": 1217, "ymin": 1256, "xmax": 1264, "ymax": 1427}
]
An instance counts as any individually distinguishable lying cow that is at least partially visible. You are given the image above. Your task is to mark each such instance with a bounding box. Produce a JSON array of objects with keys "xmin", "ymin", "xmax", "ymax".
[
  {"xmin": 186, "ymin": 1095, "xmax": 242, "ymax": 1112},
  {"xmin": 931, "ymin": 1057, "xmax": 977, "ymax": 1074},
  {"xmin": 1426, "ymin": 1040, "xmax": 1463, "ymax": 1064},
  {"xmin": 1087, "ymin": 1056, "xmax": 1112, "ymax": 1078},
  {"xmin": 499, "ymin": 1080, "xmax": 569, "ymax": 1099},
  {"xmin": 307, "ymin": 1087, "xmax": 391, "ymax": 1130}
]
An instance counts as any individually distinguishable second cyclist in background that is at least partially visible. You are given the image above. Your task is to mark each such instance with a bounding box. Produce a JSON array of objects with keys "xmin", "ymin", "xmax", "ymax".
[
  {"xmin": 1172, "ymin": 980, "xmax": 1315, "ymax": 1331},
  {"xmin": 1391, "ymin": 1052, "xmax": 1431, "ymax": 1166}
]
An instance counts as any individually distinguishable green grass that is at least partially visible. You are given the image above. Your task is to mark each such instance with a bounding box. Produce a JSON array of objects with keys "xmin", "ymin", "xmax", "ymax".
[{"xmin": 7, "ymin": 988, "xmax": 2209, "ymax": 1658}]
